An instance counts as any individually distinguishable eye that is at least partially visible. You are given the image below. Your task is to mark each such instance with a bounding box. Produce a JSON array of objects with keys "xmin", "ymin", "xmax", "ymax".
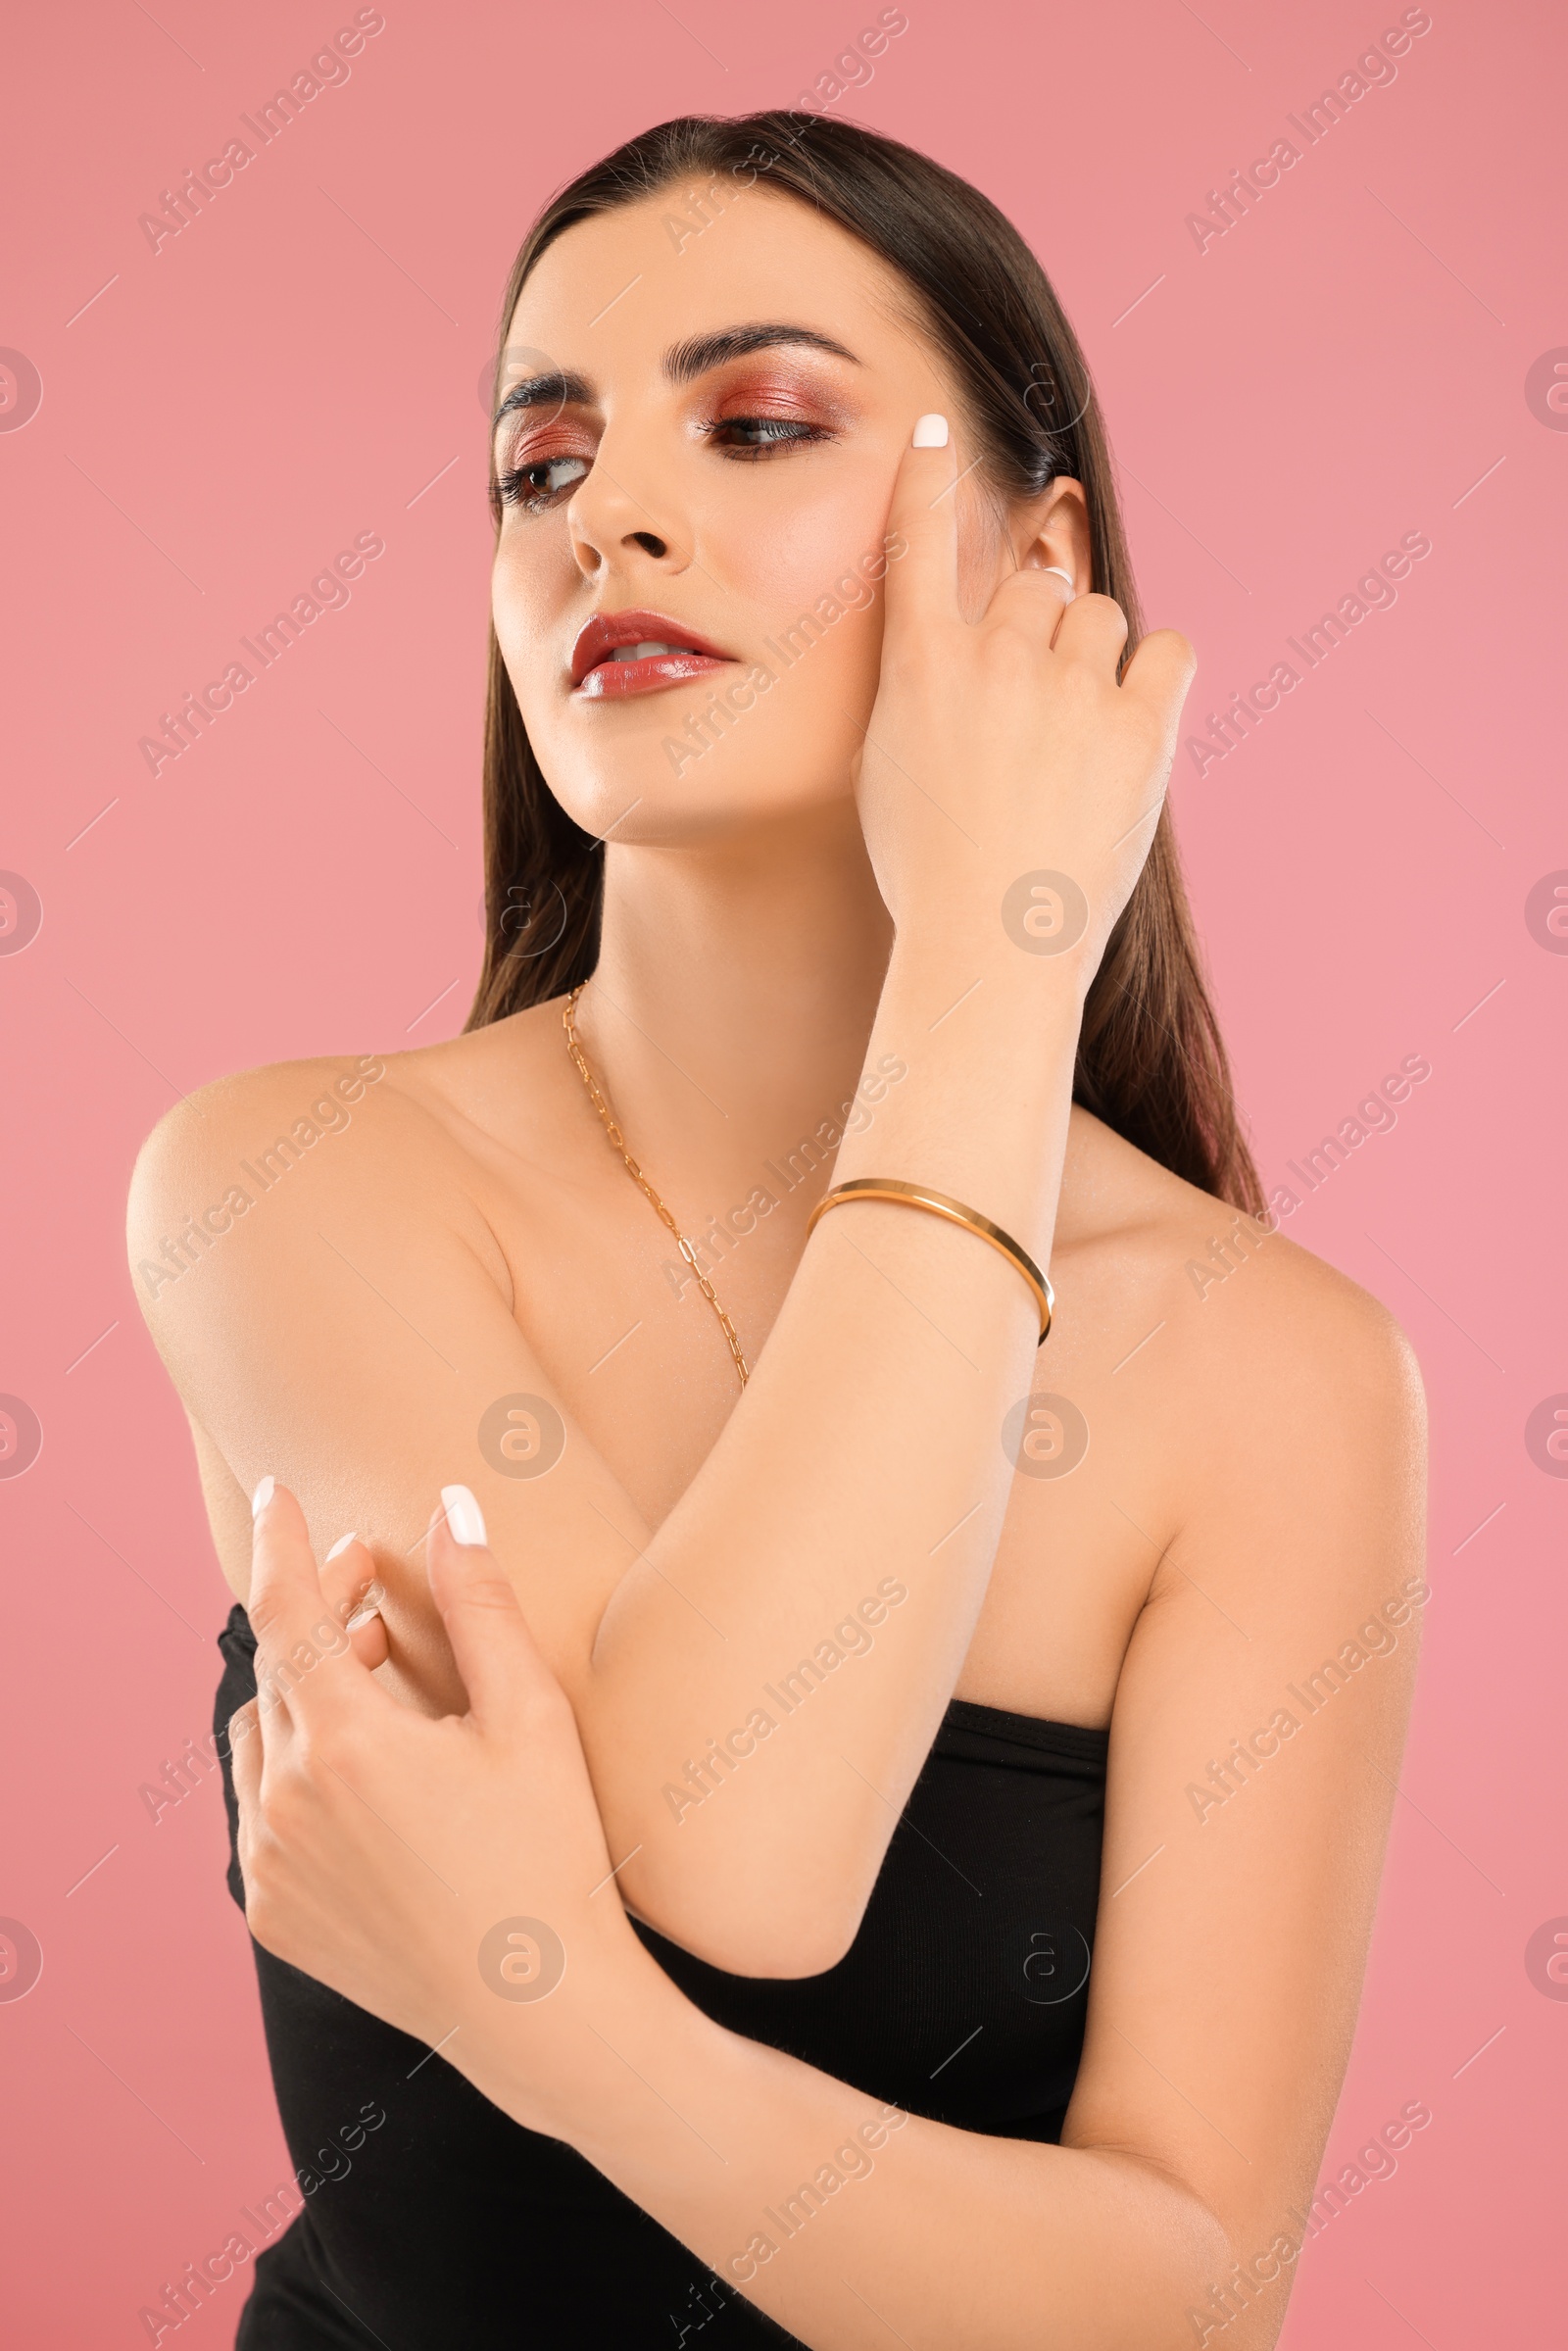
[
  {"xmin": 495, "ymin": 453, "xmax": 590, "ymax": 513},
  {"xmin": 701, "ymin": 416, "xmax": 832, "ymax": 461}
]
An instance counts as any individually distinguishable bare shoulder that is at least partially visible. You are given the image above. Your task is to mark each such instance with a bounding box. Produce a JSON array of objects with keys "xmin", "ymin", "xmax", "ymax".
[
  {"xmin": 124, "ymin": 1010, "xmax": 564, "ymax": 1329},
  {"xmin": 129, "ymin": 1046, "xmax": 419, "ymax": 1256},
  {"xmin": 129, "ymin": 1048, "xmax": 391, "ymax": 1212},
  {"xmin": 1059, "ymin": 1108, "xmax": 1427, "ymax": 1535},
  {"xmin": 1066, "ymin": 1103, "xmax": 1422, "ymax": 1380}
]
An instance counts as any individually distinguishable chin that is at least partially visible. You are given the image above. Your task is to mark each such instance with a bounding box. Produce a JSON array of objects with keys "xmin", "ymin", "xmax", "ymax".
[
  {"xmin": 541, "ymin": 743, "xmax": 857, "ymax": 850},
  {"xmin": 525, "ymin": 678, "xmax": 867, "ymax": 848}
]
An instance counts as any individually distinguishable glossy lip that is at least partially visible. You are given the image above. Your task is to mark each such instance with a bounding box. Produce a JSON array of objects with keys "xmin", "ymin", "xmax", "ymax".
[{"xmin": 570, "ymin": 608, "xmax": 733, "ymax": 701}]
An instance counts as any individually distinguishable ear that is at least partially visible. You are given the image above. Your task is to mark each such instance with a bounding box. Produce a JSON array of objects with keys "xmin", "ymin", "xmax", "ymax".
[{"xmin": 1009, "ymin": 478, "xmax": 1092, "ymax": 596}]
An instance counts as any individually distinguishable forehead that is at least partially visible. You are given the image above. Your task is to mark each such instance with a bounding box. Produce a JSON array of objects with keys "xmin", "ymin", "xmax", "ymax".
[{"xmin": 506, "ymin": 180, "xmax": 924, "ymax": 377}]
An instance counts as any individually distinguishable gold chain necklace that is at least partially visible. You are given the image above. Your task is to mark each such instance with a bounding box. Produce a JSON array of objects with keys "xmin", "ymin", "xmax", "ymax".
[{"xmin": 562, "ymin": 984, "xmax": 751, "ymax": 1389}]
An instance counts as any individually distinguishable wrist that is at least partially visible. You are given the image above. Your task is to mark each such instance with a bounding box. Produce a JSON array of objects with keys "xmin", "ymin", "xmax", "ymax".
[
  {"xmin": 451, "ymin": 1917, "xmax": 702, "ymax": 2152},
  {"xmin": 560, "ymin": 1948, "xmax": 733, "ymax": 2175},
  {"xmin": 883, "ymin": 916, "xmax": 1098, "ymax": 1024},
  {"xmin": 864, "ymin": 928, "xmax": 1084, "ymax": 1117},
  {"xmin": 828, "ymin": 934, "xmax": 1086, "ymax": 1265}
]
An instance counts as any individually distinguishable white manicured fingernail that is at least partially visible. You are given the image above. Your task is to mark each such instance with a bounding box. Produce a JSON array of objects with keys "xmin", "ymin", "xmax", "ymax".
[
  {"xmin": 1042, "ymin": 565, "xmax": 1075, "ymax": 600},
  {"xmin": 441, "ymin": 1485, "xmax": 487, "ymax": 1546},
  {"xmin": 251, "ymin": 1475, "xmax": 274, "ymax": 1520},
  {"xmin": 912, "ymin": 412, "xmax": 949, "ymax": 448},
  {"xmin": 343, "ymin": 1577, "xmax": 385, "ymax": 1630},
  {"xmin": 326, "ymin": 1532, "xmax": 359, "ymax": 1561}
]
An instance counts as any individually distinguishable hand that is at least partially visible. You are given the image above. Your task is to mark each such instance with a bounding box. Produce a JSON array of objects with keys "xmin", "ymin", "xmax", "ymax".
[
  {"xmin": 857, "ymin": 417, "xmax": 1196, "ymax": 986},
  {"xmin": 229, "ymin": 1482, "xmax": 652, "ymax": 2133}
]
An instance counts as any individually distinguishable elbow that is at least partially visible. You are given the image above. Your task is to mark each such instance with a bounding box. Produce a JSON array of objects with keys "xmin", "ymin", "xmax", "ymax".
[
  {"xmin": 1071, "ymin": 2150, "xmax": 1264, "ymax": 2347},
  {"xmin": 596, "ymin": 1746, "xmax": 892, "ymax": 1977},
  {"xmin": 718, "ymin": 1903, "xmax": 866, "ymax": 1981},
  {"xmin": 618, "ymin": 1856, "xmax": 872, "ymax": 1981}
]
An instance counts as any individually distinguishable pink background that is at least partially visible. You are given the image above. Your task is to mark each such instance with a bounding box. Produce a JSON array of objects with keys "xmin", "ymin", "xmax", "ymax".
[{"xmin": 2, "ymin": 0, "xmax": 1563, "ymax": 2341}]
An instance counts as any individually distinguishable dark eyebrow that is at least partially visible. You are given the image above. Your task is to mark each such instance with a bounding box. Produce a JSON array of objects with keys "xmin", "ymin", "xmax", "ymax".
[
  {"xmin": 492, "ymin": 371, "xmax": 594, "ymax": 429},
  {"xmin": 662, "ymin": 322, "xmax": 860, "ymax": 384},
  {"xmin": 490, "ymin": 324, "xmax": 859, "ymax": 430}
]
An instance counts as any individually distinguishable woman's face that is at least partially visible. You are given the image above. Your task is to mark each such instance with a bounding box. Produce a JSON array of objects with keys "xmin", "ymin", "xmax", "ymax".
[{"xmin": 491, "ymin": 177, "xmax": 1082, "ymax": 849}]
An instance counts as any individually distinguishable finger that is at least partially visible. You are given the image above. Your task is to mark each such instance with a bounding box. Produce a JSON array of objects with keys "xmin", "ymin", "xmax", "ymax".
[
  {"xmin": 426, "ymin": 1490, "xmax": 563, "ymax": 1736},
  {"xmin": 227, "ymin": 1698, "xmax": 263, "ymax": 1820},
  {"xmin": 1049, "ymin": 589, "xmax": 1130, "ymax": 670},
  {"xmin": 878, "ymin": 412, "xmax": 960, "ymax": 650},
  {"xmin": 985, "ymin": 562, "xmax": 1075, "ymax": 646},
  {"xmin": 320, "ymin": 1535, "xmax": 391, "ymax": 1673},
  {"xmin": 248, "ymin": 1478, "xmax": 362, "ymax": 1729},
  {"xmin": 1120, "ymin": 625, "xmax": 1198, "ymax": 731}
]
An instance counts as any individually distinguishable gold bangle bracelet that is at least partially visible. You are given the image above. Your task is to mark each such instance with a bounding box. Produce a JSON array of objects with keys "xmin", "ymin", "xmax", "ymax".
[{"xmin": 806, "ymin": 1177, "xmax": 1054, "ymax": 1345}]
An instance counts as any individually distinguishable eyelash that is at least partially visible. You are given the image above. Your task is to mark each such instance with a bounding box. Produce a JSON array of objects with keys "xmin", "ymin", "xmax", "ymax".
[
  {"xmin": 494, "ymin": 416, "xmax": 832, "ymax": 514},
  {"xmin": 697, "ymin": 416, "xmax": 831, "ymax": 459}
]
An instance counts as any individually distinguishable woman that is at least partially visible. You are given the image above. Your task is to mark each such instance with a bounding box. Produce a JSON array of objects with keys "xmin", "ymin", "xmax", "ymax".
[{"xmin": 129, "ymin": 112, "xmax": 1426, "ymax": 2348}]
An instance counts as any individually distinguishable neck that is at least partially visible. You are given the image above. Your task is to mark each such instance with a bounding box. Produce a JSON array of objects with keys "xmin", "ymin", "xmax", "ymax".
[{"xmin": 579, "ymin": 799, "xmax": 894, "ymax": 1204}]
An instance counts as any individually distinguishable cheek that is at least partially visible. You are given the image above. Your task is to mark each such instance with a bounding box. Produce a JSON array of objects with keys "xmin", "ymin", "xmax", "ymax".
[
  {"xmin": 734, "ymin": 484, "xmax": 875, "ymax": 621},
  {"xmin": 491, "ymin": 537, "xmax": 576, "ymax": 724},
  {"xmin": 488, "ymin": 453, "xmax": 897, "ymax": 836},
  {"xmin": 721, "ymin": 470, "xmax": 889, "ymax": 703}
]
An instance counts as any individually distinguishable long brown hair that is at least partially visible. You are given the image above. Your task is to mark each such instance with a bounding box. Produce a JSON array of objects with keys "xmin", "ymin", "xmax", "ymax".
[{"xmin": 466, "ymin": 111, "xmax": 1262, "ymax": 1214}]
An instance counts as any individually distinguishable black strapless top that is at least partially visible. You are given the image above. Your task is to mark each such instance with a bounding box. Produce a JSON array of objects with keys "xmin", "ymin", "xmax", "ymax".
[{"xmin": 215, "ymin": 1603, "xmax": 1107, "ymax": 2348}]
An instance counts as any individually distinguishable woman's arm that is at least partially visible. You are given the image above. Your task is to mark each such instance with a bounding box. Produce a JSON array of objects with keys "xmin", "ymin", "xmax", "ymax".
[
  {"xmin": 129, "ymin": 951, "xmax": 1063, "ymax": 1981},
  {"xmin": 129, "ymin": 423, "xmax": 1195, "ymax": 1976},
  {"xmin": 232, "ymin": 1255, "xmax": 1425, "ymax": 2350}
]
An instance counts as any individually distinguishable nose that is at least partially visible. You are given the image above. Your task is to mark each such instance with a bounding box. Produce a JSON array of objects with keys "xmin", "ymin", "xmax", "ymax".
[{"xmin": 566, "ymin": 434, "xmax": 687, "ymax": 584}]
